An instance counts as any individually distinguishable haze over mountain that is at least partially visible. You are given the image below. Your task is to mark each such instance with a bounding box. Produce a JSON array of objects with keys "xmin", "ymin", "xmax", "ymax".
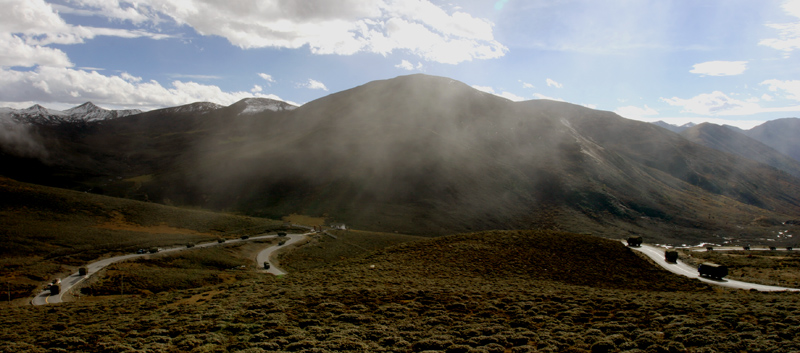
[
  {"xmin": 2, "ymin": 75, "xmax": 799, "ymax": 245},
  {"xmin": 744, "ymin": 118, "xmax": 800, "ymax": 163},
  {"xmin": 679, "ymin": 123, "xmax": 800, "ymax": 178}
]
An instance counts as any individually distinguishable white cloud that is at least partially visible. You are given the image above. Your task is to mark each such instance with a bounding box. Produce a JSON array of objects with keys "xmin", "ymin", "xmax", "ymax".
[
  {"xmin": 614, "ymin": 105, "xmax": 659, "ymax": 120},
  {"xmin": 689, "ymin": 61, "xmax": 748, "ymax": 76},
  {"xmin": 762, "ymin": 93, "xmax": 775, "ymax": 101},
  {"xmin": 58, "ymin": 0, "xmax": 506, "ymax": 64},
  {"xmin": 759, "ymin": 0, "xmax": 800, "ymax": 56},
  {"xmin": 521, "ymin": 81, "xmax": 534, "ymax": 89},
  {"xmin": 0, "ymin": 66, "xmax": 294, "ymax": 110},
  {"xmin": 304, "ymin": 79, "xmax": 328, "ymax": 91},
  {"xmin": 470, "ymin": 84, "xmax": 525, "ymax": 101},
  {"xmin": 258, "ymin": 73, "xmax": 276, "ymax": 83},
  {"xmin": 546, "ymin": 78, "xmax": 562, "ymax": 88},
  {"xmin": 498, "ymin": 91, "xmax": 526, "ymax": 102},
  {"xmin": 0, "ymin": 33, "xmax": 73, "ymax": 68},
  {"xmin": 251, "ymin": 84, "xmax": 263, "ymax": 93},
  {"xmin": 661, "ymin": 90, "xmax": 800, "ymax": 116},
  {"xmin": 761, "ymin": 79, "xmax": 800, "ymax": 101},
  {"xmin": 120, "ymin": 72, "xmax": 142, "ymax": 83},
  {"xmin": 532, "ymin": 93, "xmax": 564, "ymax": 101},
  {"xmin": 395, "ymin": 59, "xmax": 415, "ymax": 70}
]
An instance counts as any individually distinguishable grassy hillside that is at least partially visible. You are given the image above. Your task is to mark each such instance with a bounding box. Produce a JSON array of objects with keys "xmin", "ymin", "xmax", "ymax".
[
  {"xmin": 3, "ymin": 229, "xmax": 800, "ymax": 352},
  {"xmin": 0, "ymin": 176, "xmax": 283, "ymax": 300}
]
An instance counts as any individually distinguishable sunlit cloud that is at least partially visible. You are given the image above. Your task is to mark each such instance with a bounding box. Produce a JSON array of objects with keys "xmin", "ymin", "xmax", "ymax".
[
  {"xmin": 690, "ymin": 61, "xmax": 748, "ymax": 76},
  {"xmin": 546, "ymin": 78, "xmax": 563, "ymax": 88},
  {"xmin": 614, "ymin": 105, "xmax": 659, "ymax": 120},
  {"xmin": 57, "ymin": 0, "xmax": 507, "ymax": 65},
  {"xmin": 759, "ymin": 0, "xmax": 800, "ymax": 57},
  {"xmin": 258, "ymin": 73, "xmax": 276, "ymax": 84},
  {"xmin": 661, "ymin": 90, "xmax": 800, "ymax": 116},
  {"xmin": 303, "ymin": 79, "xmax": 329, "ymax": 91}
]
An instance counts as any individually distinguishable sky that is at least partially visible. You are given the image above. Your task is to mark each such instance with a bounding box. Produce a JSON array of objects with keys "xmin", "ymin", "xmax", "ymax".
[{"xmin": 1, "ymin": 0, "xmax": 800, "ymax": 129}]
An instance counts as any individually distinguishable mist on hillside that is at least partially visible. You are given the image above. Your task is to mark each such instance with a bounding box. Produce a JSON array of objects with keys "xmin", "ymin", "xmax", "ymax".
[{"xmin": 2, "ymin": 75, "xmax": 800, "ymax": 244}]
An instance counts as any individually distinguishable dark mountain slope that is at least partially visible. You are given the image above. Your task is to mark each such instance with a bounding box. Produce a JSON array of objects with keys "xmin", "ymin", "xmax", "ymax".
[
  {"xmin": 2, "ymin": 75, "xmax": 800, "ymax": 244},
  {"xmin": 143, "ymin": 75, "xmax": 800, "ymax": 242},
  {"xmin": 745, "ymin": 117, "xmax": 800, "ymax": 163},
  {"xmin": 680, "ymin": 122, "xmax": 800, "ymax": 178}
]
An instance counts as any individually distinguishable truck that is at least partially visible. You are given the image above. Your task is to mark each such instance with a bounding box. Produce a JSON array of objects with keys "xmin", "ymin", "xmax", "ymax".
[
  {"xmin": 698, "ymin": 263, "xmax": 728, "ymax": 280},
  {"xmin": 263, "ymin": 261, "xmax": 270, "ymax": 269},
  {"xmin": 49, "ymin": 279, "xmax": 61, "ymax": 295},
  {"xmin": 627, "ymin": 236, "xmax": 642, "ymax": 247},
  {"xmin": 664, "ymin": 250, "xmax": 679, "ymax": 263}
]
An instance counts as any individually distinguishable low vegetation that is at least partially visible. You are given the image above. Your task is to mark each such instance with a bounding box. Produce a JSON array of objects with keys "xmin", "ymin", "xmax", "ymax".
[
  {"xmin": 680, "ymin": 248, "xmax": 800, "ymax": 289},
  {"xmin": 6, "ymin": 230, "xmax": 799, "ymax": 352},
  {"xmin": 280, "ymin": 229, "xmax": 424, "ymax": 272},
  {"xmin": 0, "ymin": 176, "xmax": 283, "ymax": 301},
  {"xmin": 80, "ymin": 243, "xmax": 267, "ymax": 296}
]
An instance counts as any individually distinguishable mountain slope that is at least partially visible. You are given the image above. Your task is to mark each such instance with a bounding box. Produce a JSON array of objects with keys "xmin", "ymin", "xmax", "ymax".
[
  {"xmin": 680, "ymin": 122, "xmax": 800, "ymax": 178},
  {"xmin": 2, "ymin": 75, "xmax": 800, "ymax": 245},
  {"xmin": 745, "ymin": 118, "xmax": 800, "ymax": 163},
  {"xmin": 1, "ymin": 102, "xmax": 142, "ymax": 125}
]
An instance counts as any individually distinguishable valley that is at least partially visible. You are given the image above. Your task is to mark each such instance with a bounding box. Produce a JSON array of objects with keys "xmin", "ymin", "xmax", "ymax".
[{"xmin": 1, "ymin": 75, "xmax": 800, "ymax": 352}]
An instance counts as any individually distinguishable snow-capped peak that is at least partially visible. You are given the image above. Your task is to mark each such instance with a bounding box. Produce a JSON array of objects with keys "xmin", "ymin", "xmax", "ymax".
[
  {"xmin": 235, "ymin": 97, "xmax": 297, "ymax": 115},
  {"xmin": 3, "ymin": 102, "xmax": 142, "ymax": 125}
]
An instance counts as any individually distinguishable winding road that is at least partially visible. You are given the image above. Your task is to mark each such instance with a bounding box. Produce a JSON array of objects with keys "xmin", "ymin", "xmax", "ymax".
[
  {"xmin": 627, "ymin": 242, "xmax": 800, "ymax": 292},
  {"xmin": 32, "ymin": 231, "xmax": 309, "ymax": 305}
]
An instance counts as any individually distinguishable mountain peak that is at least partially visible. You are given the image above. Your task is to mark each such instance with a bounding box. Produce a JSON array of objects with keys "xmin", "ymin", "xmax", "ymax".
[{"xmin": 231, "ymin": 97, "xmax": 297, "ymax": 114}]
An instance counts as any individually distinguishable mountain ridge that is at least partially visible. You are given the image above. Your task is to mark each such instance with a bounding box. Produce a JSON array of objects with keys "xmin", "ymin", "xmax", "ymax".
[{"xmin": 1, "ymin": 74, "xmax": 799, "ymax": 245}]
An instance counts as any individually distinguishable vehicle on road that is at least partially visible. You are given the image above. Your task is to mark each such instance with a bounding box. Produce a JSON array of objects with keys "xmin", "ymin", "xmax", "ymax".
[
  {"xmin": 218, "ymin": 238, "xmax": 226, "ymax": 243},
  {"xmin": 136, "ymin": 248, "xmax": 146, "ymax": 254},
  {"xmin": 149, "ymin": 247, "xmax": 159, "ymax": 254},
  {"xmin": 278, "ymin": 240, "xmax": 286, "ymax": 246},
  {"xmin": 263, "ymin": 262, "xmax": 270, "ymax": 269},
  {"xmin": 627, "ymin": 236, "xmax": 642, "ymax": 247},
  {"xmin": 186, "ymin": 243, "xmax": 195, "ymax": 248},
  {"xmin": 665, "ymin": 250, "xmax": 678, "ymax": 263},
  {"xmin": 743, "ymin": 245, "xmax": 750, "ymax": 250},
  {"xmin": 278, "ymin": 232, "xmax": 287, "ymax": 237},
  {"xmin": 49, "ymin": 284, "xmax": 60, "ymax": 295},
  {"xmin": 241, "ymin": 235, "xmax": 250, "ymax": 240},
  {"xmin": 698, "ymin": 263, "xmax": 728, "ymax": 280},
  {"xmin": 78, "ymin": 267, "xmax": 87, "ymax": 276}
]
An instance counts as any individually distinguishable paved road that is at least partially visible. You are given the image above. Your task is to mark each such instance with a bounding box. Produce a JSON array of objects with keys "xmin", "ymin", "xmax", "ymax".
[
  {"xmin": 255, "ymin": 233, "xmax": 307, "ymax": 275},
  {"xmin": 627, "ymin": 242, "xmax": 800, "ymax": 292},
  {"xmin": 32, "ymin": 231, "xmax": 309, "ymax": 305}
]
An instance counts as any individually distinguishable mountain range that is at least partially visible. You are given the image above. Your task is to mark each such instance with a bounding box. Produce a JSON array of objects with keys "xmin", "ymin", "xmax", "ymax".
[{"xmin": 1, "ymin": 74, "xmax": 799, "ymax": 245}]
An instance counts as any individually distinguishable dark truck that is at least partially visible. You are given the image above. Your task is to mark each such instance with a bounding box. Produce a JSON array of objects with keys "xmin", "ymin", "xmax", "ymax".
[
  {"xmin": 698, "ymin": 263, "xmax": 728, "ymax": 280},
  {"xmin": 664, "ymin": 250, "xmax": 679, "ymax": 263},
  {"xmin": 627, "ymin": 236, "xmax": 642, "ymax": 247}
]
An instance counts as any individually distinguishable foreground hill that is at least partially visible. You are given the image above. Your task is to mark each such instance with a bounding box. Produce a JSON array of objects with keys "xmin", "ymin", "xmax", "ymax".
[
  {"xmin": 2, "ymin": 75, "xmax": 800, "ymax": 245},
  {"xmin": 3, "ymin": 229, "xmax": 800, "ymax": 352},
  {"xmin": 0, "ymin": 176, "xmax": 282, "ymax": 300}
]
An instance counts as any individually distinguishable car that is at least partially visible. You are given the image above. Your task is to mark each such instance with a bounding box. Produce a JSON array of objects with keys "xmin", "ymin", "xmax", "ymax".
[{"xmin": 136, "ymin": 249, "xmax": 146, "ymax": 254}]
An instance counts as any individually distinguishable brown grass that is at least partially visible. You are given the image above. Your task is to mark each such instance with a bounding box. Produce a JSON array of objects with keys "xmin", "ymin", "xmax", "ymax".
[
  {"xmin": 680, "ymin": 249, "xmax": 800, "ymax": 288},
  {"xmin": 2, "ymin": 230, "xmax": 800, "ymax": 352}
]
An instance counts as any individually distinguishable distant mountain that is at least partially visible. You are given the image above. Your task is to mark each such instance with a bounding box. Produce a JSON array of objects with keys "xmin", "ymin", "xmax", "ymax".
[
  {"xmin": 149, "ymin": 102, "xmax": 225, "ymax": 115},
  {"xmin": 229, "ymin": 98, "xmax": 297, "ymax": 115},
  {"xmin": 0, "ymin": 102, "xmax": 142, "ymax": 125},
  {"xmin": 2, "ymin": 74, "xmax": 800, "ymax": 245},
  {"xmin": 680, "ymin": 123, "xmax": 800, "ymax": 178},
  {"xmin": 744, "ymin": 118, "xmax": 800, "ymax": 163},
  {"xmin": 652, "ymin": 120, "xmax": 696, "ymax": 133}
]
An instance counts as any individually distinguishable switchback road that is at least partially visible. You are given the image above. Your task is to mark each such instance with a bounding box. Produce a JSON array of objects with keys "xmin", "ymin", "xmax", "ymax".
[
  {"xmin": 32, "ymin": 232, "xmax": 309, "ymax": 305},
  {"xmin": 627, "ymin": 242, "xmax": 800, "ymax": 292}
]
